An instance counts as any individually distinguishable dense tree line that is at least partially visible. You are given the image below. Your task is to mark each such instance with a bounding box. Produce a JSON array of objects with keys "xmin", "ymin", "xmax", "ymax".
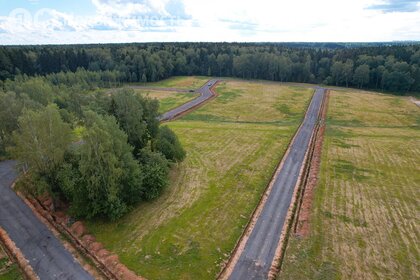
[
  {"xmin": 1, "ymin": 71, "xmax": 185, "ymax": 220},
  {"xmin": 1, "ymin": 43, "xmax": 420, "ymax": 93}
]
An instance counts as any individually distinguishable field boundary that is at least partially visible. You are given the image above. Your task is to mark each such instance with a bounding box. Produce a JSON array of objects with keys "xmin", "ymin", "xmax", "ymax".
[
  {"xmin": 217, "ymin": 88, "xmax": 317, "ymax": 280},
  {"xmin": 269, "ymin": 90, "xmax": 330, "ymax": 279}
]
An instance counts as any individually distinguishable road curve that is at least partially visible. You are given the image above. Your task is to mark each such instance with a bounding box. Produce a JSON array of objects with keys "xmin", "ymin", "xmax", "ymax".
[
  {"xmin": 0, "ymin": 160, "xmax": 93, "ymax": 280},
  {"xmin": 158, "ymin": 79, "xmax": 219, "ymax": 121},
  {"xmin": 228, "ymin": 87, "xmax": 326, "ymax": 280}
]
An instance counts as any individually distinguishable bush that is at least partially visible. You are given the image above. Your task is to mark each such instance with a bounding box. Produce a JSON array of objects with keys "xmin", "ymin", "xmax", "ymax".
[
  {"xmin": 154, "ymin": 126, "xmax": 186, "ymax": 162},
  {"xmin": 137, "ymin": 148, "xmax": 169, "ymax": 200}
]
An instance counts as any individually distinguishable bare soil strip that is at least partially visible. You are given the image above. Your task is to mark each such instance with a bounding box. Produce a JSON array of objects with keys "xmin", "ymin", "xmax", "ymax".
[
  {"xmin": 0, "ymin": 227, "xmax": 38, "ymax": 280},
  {"xmin": 293, "ymin": 90, "xmax": 330, "ymax": 237},
  {"xmin": 12, "ymin": 187, "xmax": 106, "ymax": 280}
]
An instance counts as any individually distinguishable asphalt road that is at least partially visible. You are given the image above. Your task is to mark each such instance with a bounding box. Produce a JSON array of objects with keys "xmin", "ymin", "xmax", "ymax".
[
  {"xmin": 158, "ymin": 79, "xmax": 219, "ymax": 121},
  {"xmin": 0, "ymin": 160, "xmax": 93, "ymax": 280},
  {"xmin": 229, "ymin": 87, "xmax": 326, "ymax": 280},
  {"xmin": 123, "ymin": 86, "xmax": 193, "ymax": 93}
]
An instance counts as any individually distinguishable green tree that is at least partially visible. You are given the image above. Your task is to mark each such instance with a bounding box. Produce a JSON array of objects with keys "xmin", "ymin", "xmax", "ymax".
[
  {"xmin": 137, "ymin": 148, "xmax": 169, "ymax": 200},
  {"xmin": 141, "ymin": 72, "xmax": 147, "ymax": 85},
  {"xmin": 110, "ymin": 88, "xmax": 148, "ymax": 154},
  {"xmin": 331, "ymin": 61, "xmax": 345, "ymax": 86},
  {"xmin": 11, "ymin": 104, "xmax": 72, "ymax": 193},
  {"xmin": 0, "ymin": 92, "xmax": 23, "ymax": 157},
  {"xmin": 72, "ymin": 112, "xmax": 143, "ymax": 220},
  {"xmin": 383, "ymin": 71, "xmax": 414, "ymax": 93},
  {"xmin": 343, "ymin": 59, "xmax": 354, "ymax": 87},
  {"xmin": 353, "ymin": 64, "xmax": 370, "ymax": 88},
  {"xmin": 154, "ymin": 126, "xmax": 186, "ymax": 162}
]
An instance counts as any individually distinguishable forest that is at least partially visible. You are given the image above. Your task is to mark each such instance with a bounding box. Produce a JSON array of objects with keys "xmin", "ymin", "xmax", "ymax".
[
  {"xmin": 0, "ymin": 71, "xmax": 185, "ymax": 220},
  {"xmin": 1, "ymin": 42, "xmax": 420, "ymax": 93}
]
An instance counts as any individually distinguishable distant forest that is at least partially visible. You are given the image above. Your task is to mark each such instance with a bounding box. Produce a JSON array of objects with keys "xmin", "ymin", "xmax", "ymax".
[{"xmin": 1, "ymin": 42, "xmax": 420, "ymax": 93}]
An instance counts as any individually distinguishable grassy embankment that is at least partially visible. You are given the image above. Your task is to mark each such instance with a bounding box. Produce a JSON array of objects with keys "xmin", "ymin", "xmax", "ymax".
[
  {"xmin": 281, "ymin": 90, "xmax": 420, "ymax": 279},
  {"xmin": 0, "ymin": 244, "xmax": 22, "ymax": 280},
  {"xmin": 88, "ymin": 78, "xmax": 314, "ymax": 279}
]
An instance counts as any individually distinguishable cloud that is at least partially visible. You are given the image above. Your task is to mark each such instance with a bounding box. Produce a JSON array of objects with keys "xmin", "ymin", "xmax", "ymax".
[
  {"xmin": 89, "ymin": 23, "xmax": 117, "ymax": 30},
  {"xmin": 165, "ymin": 0, "xmax": 190, "ymax": 19},
  {"xmin": 367, "ymin": 0, "xmax": 420, "ymax": 13},
  {"xmin": 1, "ymin": 0, "xmax": 420, "ymax": 44},
  {"xmin": 0, "ymin": 8, "xmax": 82, "ymax": 35},
  {"xmin": 91, "ymin": 0, "xmax": 190, "ymax": 18},
  {"xmin": 86, "ymin": 0, "xmax": 191, "ymax": 32},
  {"xmin": 219, "ymin": 19, "xmax": 259, "ymax": 31}
]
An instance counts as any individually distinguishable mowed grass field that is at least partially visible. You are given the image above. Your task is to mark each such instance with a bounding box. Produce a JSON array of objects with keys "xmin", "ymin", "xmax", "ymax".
[
  {"xmin": 87, "ymin": 78, "xmax": 314, "ymax": 279},
  {"xmin": 282, "ymin": 90, "xmax": 420, "ymax": 279},
  {"xmin": 134, "ymin": 89, "xmax": 198, "ymax": 114}
]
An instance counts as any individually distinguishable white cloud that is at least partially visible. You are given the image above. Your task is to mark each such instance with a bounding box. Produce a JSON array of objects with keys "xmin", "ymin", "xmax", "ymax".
[{"xmin": 0, "ymin": 0, "xmax": 419, "ymax": 44}]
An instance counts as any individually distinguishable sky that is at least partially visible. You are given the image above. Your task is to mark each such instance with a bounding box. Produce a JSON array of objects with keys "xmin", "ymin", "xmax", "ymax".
[{"xmin": 0, "ymin": 0, "xmax": 419, "ymax": 45}]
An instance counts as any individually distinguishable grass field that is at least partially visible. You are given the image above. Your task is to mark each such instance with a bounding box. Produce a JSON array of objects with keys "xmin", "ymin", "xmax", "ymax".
[
  {"xmin": 0, "ymin": 244, "xmax": 22, "ymax": 280},
  {"xmin": 87, "ymin": 78, "xmax": 314, "ymax": 279},
  {"xmin": 134, "ymin": 89, "xmax": 198, "ymax": 113},
  {"xmin": 143, "ymin": 76, "xmax": 210, "ymax": 90},
  {"xmin": 281, "ymin": 90, "xmax": 420, "ymax": 279},
  {"xmin": 183, "ymin": 80, "xmax": 311, "ymax": 124}
]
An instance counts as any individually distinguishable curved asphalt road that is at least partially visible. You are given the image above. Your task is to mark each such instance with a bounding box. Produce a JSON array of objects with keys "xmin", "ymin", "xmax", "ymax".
[
  {"xmin": 158, "ymin": 79, "xmax": 219, "ymax": 121},
  {"xmin": 0, "ymin": 160, "xmax": 93, "ymax": 280},
  {"xmin": 229, "ymin": 87, "xmax": 326, "ymax": 280}
]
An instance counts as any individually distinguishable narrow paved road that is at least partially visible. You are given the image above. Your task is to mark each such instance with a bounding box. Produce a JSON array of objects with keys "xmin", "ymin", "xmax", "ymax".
[
  {"xmin": 158, "ymin": 79, "xmax": 219, "ymax": 121},
  {"xmin": 0, "ymin": 160, "xmax": 93, "ymax": 280},
  {"xmin": 229, "ymin": 87, "xmax": 326, "ymax": 280},
  {"xmin": 122, "ymin": 86, "xmax": 193, "ymax": 93}
]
